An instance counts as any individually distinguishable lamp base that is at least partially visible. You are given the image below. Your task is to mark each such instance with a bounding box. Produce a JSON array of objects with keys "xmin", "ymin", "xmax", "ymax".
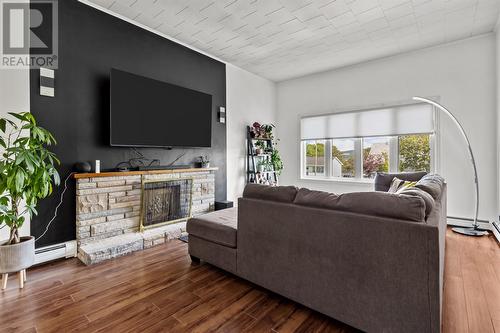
[{"xmin": 452, "ymin": 227, "xmax": 489, "ymax": 237}]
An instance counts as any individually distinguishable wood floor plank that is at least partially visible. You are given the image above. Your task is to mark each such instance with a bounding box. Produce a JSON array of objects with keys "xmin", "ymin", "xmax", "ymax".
[
  {"xmin": 0, "ymin": 229, "xmax": 498, "ymax": 333},
  {"xmin": 460, "ymin": 237, "xmax": 496, "ymax": 333},
  {"xmin": 442, "ymin": 231, "xmax": 469, "ymax": 333}
]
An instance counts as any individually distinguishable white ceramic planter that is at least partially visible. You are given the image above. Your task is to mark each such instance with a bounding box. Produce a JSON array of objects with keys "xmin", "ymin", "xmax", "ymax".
[{"xmin": 0, "ymin": 236, "xmax": 35, "ymax": 273}]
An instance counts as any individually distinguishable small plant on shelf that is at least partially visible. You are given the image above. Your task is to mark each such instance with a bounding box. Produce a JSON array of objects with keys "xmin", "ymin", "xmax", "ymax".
[
  {"xmin": 257, "ymin": 160, "xmax": 273, "ymax": 172},
  {"xmin": 254, "ymin": 140, "xmax": 266, "ymax": 155},
  {"xmin": 198, "ymin": 155, "xmax": 210, "ymax": 168},
  {"xmin": 250, "ymin": 122, "xmax": 275, "ymax": 139},
  {"xmin": 261, "ymin": 124, "xmax": 275, "ymax": 139}
]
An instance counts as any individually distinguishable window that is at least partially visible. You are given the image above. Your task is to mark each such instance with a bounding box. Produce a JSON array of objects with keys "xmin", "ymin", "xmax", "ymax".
[
  {"xmin": 398, "ymin": 134, "xmax": 431, "ymax": 173},
  {"xmin": 363, "ymin": 137, "xmax": 390, "ymax": 179},
  {"xmin": 305, "ymin": 140, "xmax": 326, "ymax": 177},
  {"xmin": 331, "ymin": 139, "xmax": 356, "ymax": 178},
  {"xmin": 300, "ymin": 103, "xmax": 436, "ymax": 181}
]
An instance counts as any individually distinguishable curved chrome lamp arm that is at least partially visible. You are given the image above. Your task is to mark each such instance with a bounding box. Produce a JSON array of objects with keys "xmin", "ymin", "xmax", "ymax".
[{"xmin": 412, "ymin": 96, "xmax": 480, "ymax": 229}]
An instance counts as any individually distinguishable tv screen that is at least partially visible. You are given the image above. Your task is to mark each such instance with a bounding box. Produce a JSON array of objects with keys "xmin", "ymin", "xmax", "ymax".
[{"xmin": 110, "ymin": 69, "xmax": 212, "ymax": 148}]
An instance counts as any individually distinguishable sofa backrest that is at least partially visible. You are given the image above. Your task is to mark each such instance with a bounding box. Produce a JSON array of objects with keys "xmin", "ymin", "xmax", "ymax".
[
  {"xmin": 243, "ymin": 183, "xmax": 298, "ymax": 203},
  {"xmin": 293, "ymin": 188, "xmax": 426, "ymax": 222}
]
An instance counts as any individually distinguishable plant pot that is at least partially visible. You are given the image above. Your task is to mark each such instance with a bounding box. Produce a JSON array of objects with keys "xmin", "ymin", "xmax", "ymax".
[
  {"xmin": 0, "ymin": 236, "xmax": 35, "ymax": 274},
  {"xmin": 201, "ymin": 162, "xmax": 210, "ymax": 168}
]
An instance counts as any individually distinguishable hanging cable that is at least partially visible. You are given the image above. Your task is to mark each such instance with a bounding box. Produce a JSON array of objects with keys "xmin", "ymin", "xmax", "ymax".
[{"xmin": 35, "ymin": 171, "xmax": 75, "ymax": 242}]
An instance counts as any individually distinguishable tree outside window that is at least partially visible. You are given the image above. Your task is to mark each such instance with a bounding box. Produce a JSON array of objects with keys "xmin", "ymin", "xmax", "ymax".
[
  {"xmin": 399, "ymin": 134, "xmax": 431, "ymax": 172},
  {"xmin": 363, "ymin": 137, "xmax": 389, "ymax": 178}
]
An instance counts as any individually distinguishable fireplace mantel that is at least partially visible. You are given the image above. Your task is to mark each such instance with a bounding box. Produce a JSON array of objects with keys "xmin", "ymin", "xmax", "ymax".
[
  {"xmin": 74, "ymin": 167, "xmax": 219, "ymax": 179},
  {"xmin": 74, "ymin": 167, "xmax": 217, "ymax": 265}
]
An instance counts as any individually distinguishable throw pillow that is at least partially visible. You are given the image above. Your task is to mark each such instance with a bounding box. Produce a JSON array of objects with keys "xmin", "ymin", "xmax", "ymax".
[
  {"xmin": 388, "ymin": 178, "xmax": 417, "ymax": 193},
  {"xmin": 415, "ymin": 174, "xmax": 445, "ymax": 200},
  {"xmin": 397, "ymin": 187, "xmax": 435, "ymax": 217},
  {"xmin": 388, "ymin": 177, "xmax": 405, "ymax": 193}
]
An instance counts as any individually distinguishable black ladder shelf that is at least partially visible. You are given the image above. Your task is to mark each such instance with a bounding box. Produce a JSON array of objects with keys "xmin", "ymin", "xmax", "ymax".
[{"xmin": 246, "ymin": 126, "xmax": 278, "ymax": 185}]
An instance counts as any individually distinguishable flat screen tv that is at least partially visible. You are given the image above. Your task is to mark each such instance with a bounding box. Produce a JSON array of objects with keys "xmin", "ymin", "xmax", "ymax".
[{"xmin": 110, "ymin": 69, "xmax": 212, "ymax": 148}]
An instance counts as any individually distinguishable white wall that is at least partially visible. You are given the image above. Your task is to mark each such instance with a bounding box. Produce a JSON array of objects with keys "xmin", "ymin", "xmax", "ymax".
[
  {"xmin": 277, "ymin": 34, "xmax": 497, "ymax": 221},
  {"xmin": 497, "ymin": 28, "xmax": 500, "ymax": 218},
  {"xmin": 0, "ymin": 69, "xmax": 30, "ymax": 240},
  {"xmin": 226, "ymin": 64, "xmax": 276, "ymax": 203}
]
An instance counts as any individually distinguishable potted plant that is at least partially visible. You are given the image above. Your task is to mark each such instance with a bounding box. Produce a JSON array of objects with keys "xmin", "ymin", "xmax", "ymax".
[
  {"xmin": 255, "ymin": 140, "xmax": 266, "ymax": 155},
  {"xmin": 0, "ymin": 112, "xmax": 60, "ymax": 289},
  {"xmin": 261, "ymin": 124, "xmax": 275, "ymax": 139},
  {"xmin": 250, "ymin": 122, "xmax": 262, "ymax": 138},
  {"xmin": 271, "ymin": 148, "xmax": 284, "ymax": 176},
  {"xmin": 198, "ymin": 155, "xmax": 210, "ymax": 168}
]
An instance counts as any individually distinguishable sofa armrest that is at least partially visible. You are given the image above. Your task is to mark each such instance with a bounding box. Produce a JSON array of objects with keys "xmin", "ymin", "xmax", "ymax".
[{"xmin": 237, "ymin": 197, "xmax": 442, "ymax": 333}]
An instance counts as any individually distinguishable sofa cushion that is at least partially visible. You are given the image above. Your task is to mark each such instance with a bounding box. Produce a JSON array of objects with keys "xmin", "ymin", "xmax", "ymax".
[
  {"xmin": 243, "ymin": 184, "xmax": 298, "ymax": 203},
  {"xmin": 415, "ymin": 174, "xmax": 445, "ymax": 200},
  {"xmin": 294, "ymin": 188, "xmax": 426, "ymax": 222},
  {"xmin": 186, "ymin": 207, "xmax": 238, "ymax": 248},
  {"xmin": 397, "ymin": 187, "xmax": 435, "ymax": 217},
  {"xmin": 374, "ymin": 172, "xmax": 427, "ymax": 192}
]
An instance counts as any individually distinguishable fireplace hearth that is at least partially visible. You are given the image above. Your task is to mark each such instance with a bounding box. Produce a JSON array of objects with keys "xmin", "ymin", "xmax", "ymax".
[{"xmin": 74, "ymin": 168, "xmax": 216, "ymax": 265}]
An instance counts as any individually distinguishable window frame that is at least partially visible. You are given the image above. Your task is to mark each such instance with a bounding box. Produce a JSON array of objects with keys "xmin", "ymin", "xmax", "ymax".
[{"xmin": 301, "ymin": 133, "xmax": 436, "ymax": 182}]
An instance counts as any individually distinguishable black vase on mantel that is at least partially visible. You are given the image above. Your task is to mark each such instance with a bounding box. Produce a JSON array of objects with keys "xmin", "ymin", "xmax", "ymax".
[{"xmin": 74, "ymin": 162, "xmax": 92, "ymax": 173}]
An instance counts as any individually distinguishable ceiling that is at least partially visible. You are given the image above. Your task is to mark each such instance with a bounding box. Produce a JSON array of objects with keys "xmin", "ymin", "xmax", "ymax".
[{"xmin": 86, "ymin": 0, "xmax": 500, "ymax": 81}]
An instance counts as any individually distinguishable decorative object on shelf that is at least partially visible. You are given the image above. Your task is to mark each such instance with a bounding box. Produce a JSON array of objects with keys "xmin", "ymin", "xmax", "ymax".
[
  {"xmin": 246, "ymin": 123, "xmax": 283, "ymax": 185},
  {"xmin": 40, "ymin": 68, "xmax": 55, "ymax": 97},
  {"xmin": 255, "ymin": 140, "xmax": 266, "ymax": 155},
  {"xmin": 0, "ymin": 112, "xmax": 60, "ymax": 290},
  {"xmin": 94, "ymin": 160, "xmax": 101, "ymax": 173},
  {"xmin": 218, "ymin": 107, "xmax": 226, "ymax": 124},
  {"xmin": 74, "ymin": 161, "xmax": 92, "ymax": 173},
  {"xmin": 413, "ymin": 96, "xmax": 488, "ymax": 237},
  {"xmin": 196, "ymin": 155, "xmax": 210, "ymax": 168}
]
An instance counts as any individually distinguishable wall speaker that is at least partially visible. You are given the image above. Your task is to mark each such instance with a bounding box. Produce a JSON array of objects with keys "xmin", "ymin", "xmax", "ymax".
[
  {"xmin": 40, "ymin": 68, "xmax": 55, "ymax": 97},
  {"xmin": 218, "ymin": 106, "xmax": 226, "ymax": 124}
]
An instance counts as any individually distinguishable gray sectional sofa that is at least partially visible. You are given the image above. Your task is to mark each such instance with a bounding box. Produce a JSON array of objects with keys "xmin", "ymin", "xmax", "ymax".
[{"xmin": 187, "ymin": 172, "xmax": 446, "ymax": 333}]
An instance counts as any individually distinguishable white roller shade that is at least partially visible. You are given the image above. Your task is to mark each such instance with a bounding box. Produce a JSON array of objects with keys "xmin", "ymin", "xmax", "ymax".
[{"xmin": 301, "ymin": 103, "xmax": 435, "ymax": 140}]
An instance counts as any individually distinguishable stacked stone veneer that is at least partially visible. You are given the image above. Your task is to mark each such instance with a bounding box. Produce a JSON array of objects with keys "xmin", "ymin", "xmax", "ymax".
[{"xmin": 75, "ymin": 169, "xmax": 216, "ymax": 265}]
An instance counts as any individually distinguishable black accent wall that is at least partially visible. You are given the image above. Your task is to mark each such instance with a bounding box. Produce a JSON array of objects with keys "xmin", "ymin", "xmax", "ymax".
[{"xmin": 30, "ymin": 0, "xmax": 227, "ymax": 247}]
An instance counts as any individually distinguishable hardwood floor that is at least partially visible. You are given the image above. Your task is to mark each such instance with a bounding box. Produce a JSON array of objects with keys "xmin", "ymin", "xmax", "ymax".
[{"xmin": 0, "ymin": 228, "xmax": 498, "ymax": 333}]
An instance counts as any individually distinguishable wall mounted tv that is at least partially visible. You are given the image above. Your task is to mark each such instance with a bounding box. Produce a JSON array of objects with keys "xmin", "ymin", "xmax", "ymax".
[{"xmin": 110, "ymin": 69, "xmax": 213, "ymax": 148}]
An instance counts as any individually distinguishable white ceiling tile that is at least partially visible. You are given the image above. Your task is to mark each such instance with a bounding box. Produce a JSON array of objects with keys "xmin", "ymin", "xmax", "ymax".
[
  {"xmin": 413, "ymin": 1, "xmax": 446, "ymax": 17},
  {"xmin": 88, "ymin": 0, "xmax": 500, "ymax": 81},
  {"xmin": 356, "ymin": 7, "xmax": 385, "ymax": 23},
  {"xmin": 321, "ymin": 0, "xmax": 350, "ymax": 19},
  {"xmin": 379, "ymin": 0, "xmax": 412, "ymax": 10},
  {"xmin": 383, "ymin": 2, "xmax": 414, "ymax": 20},
  {"xmin": 350, "ymin": 0, "xmax": 379, "ymax": 14},
  {"xmin": 361, "ymin": 17, "xmax": 390, "ymax": 31},
  {"xmin": 329, "ymin": 11, "xmax": 357, "ymax": 27},
  {"xmin": 390, "ymin": 14, "xmax": 415, "ymax": 29},
  {"xmin": 293, "ymin": 3, "xmax": 322, "ymax": 21},
  {"xmin": 91, "ymin": 0, "xmax": 115, "ymax": 8},
  {"xmin": 303, "ymin": 14, "xmax": 331, "ymax": 30}
]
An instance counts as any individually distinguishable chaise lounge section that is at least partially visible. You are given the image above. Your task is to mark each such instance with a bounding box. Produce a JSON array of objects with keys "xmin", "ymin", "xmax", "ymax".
[{"xmin": 187, "ymin": 173, "xmax": 446, "ymax": 333}]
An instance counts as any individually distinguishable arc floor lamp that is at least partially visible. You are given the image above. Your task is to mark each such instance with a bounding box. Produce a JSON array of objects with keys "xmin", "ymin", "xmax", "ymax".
[{"xmin": 412, "ymin": 96, "xmax": 489, "ymax": 237}]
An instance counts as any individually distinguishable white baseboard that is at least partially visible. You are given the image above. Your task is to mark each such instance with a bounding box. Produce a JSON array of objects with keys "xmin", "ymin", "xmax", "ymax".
[{"xmin": 447, "ymin": 216, "xmax": 500, "ymax": 243}]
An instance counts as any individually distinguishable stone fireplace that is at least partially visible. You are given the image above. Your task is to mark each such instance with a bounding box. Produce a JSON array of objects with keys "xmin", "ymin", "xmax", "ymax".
[{"xmin": 75, "ymin": 168, "xmax": 216, "ymax": 265}]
